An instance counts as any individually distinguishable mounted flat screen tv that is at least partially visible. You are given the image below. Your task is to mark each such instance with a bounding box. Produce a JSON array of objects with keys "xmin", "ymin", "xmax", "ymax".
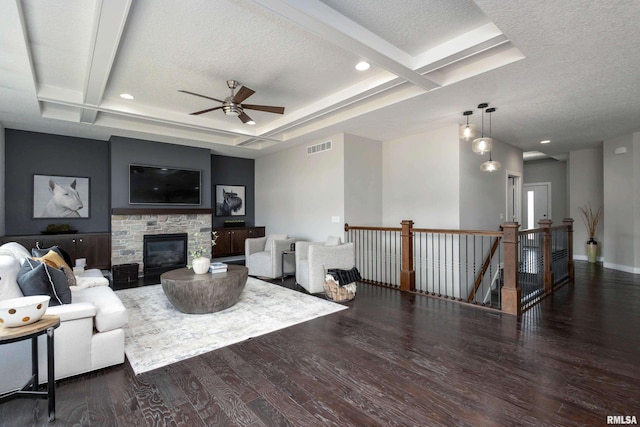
[{"xmin": 129, "ymin": 164, "xmax": 201, "ymax": 205}]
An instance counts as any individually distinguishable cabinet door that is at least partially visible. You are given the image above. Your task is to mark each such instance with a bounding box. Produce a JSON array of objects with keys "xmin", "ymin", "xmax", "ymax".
[
  {"xmin": 230, "ymin": 229, "xmax": 249, "ymax": 255},
  {"xmin": 213, "ymin": 229, "xmax": 232, "ymax": 257},
  {"xmin": 76, "ymin": 234, "xmax": 111, "ymax": 269}
]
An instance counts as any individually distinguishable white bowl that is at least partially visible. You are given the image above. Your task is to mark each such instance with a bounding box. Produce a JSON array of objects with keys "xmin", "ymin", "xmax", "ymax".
[{"xmin": 0, "ymin": 295, "xmax": 51, "ymax": 328}]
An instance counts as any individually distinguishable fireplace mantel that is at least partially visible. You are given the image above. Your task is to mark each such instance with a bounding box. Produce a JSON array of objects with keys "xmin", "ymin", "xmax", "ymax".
[{"xmin": 112, "ymin": 208, "xmax": 213, "ymax": 215}]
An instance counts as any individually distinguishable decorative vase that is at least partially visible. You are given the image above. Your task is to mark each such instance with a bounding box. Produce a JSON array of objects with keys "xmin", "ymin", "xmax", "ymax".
[
  {"xmin": 192, "ymin": 257, "xmax": 211, "ymax": 274},
  {"xmin": 587, "ymin": 238, "xmax": 598, "ymax": 263}
]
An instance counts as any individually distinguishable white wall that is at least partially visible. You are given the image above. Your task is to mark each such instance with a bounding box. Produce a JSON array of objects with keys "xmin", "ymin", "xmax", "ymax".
[
  {"xmin": 0, "ymin": 124, "xmax": 4, "ymax": 236},
  {"xmin": 603, "ymin": 134, "xmax": 635, "ymax": 271},
  {"xmin": 344, "ymin": 134, "xmax": 382, "ymax": 226},
  {"xmin": 382, "ymin": 125, "xmax": 460, "ymax": 228},
  {"xmin": 460, "ymin": 137, "xmax": 523, "ymax": 230},
  {"xmin": 255, "ymin": 134, "xmax": 346, "ymax": 242},
  {"xmin": 523, "ymin": 159, "xmax": 567, "ymax": 224},
  {"xmin": 568, "ymin": 147, "xmax": 603, "ymax": 259}
]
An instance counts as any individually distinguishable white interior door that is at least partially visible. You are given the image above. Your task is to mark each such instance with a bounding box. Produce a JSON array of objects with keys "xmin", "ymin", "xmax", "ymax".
[
  {"xmin": 523, "ymin": 183, "xmax": 551, "ymax": 229},
  {"xmin": 507, "ymin": 173, "xmax": 521, "ymax": 223}
]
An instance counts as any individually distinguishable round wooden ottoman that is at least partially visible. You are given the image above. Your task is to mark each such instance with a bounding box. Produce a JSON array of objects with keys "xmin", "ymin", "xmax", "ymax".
[{"xmin": 160, "ymin": 265, "xmax": 248, "ymax": 314}]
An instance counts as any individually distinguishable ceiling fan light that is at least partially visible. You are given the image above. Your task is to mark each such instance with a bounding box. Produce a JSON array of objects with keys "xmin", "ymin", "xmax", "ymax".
[
  {"xmin": 481, "ymin": 159, "xmax": 501, "ymax": 172},
  {"xmin": 222, "ymin": 104, "xmax": 242, "ymax": 116},
  {"xmin": 472, "ymin": 137, "xmax": 492, "ymax": 154}
]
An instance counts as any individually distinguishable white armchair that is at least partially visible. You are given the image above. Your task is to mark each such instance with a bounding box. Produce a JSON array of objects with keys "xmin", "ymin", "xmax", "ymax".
[
  {"xmin": 245, "ymin": 234, "xmax": 295, "ymax": 279},
  {"xmin": 295, "ymin": 239, "xmax": 355, "ymax": 294}
]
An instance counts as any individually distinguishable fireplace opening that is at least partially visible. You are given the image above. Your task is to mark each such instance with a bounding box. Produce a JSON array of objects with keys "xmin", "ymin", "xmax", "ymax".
[{"xmin": 143, "ymin": 233, "xmax": 187, "ymax": 276}]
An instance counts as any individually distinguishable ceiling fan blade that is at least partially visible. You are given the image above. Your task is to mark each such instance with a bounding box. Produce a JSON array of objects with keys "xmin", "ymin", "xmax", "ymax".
[
  {"xmin": 233, "ymin": 86, "xmax": 255, "ymax": 103},
  {"xmin": 242, "ymin": 104, "xmax": 285, "ymax": 114},
  {"xmin": 238, "ymin": 111, "xmax": 254, "ymax": 124},
  {"xmin": 190, "ymin": 106, "xmax": 223, "ymax": 115},
  {"xmin": 178, "ymin": 90, "xmax": 224, "ymax": 103}
]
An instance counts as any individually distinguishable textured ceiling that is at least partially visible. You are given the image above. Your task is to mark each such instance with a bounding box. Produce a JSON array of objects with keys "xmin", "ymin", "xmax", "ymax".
[{"xmin": 0, "ymin": 0, "xmax": 639, "ymax": 159}]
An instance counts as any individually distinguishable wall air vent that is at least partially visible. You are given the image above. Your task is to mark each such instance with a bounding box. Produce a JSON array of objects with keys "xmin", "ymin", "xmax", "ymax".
[{"xmin": 307, "ymin": 140, "xmax": 332, "ymax": 155}]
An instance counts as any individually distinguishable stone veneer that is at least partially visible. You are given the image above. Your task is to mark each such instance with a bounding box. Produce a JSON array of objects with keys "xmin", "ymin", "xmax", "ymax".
[{"xmin": 111, "ymin": 214, "xmax": 212, "ymax": 275}]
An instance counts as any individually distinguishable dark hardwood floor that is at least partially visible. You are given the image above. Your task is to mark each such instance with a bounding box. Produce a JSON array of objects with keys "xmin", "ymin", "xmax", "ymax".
[{"xmin": 1, "ymin": 261, "xmax": 639, "ymax": 426}]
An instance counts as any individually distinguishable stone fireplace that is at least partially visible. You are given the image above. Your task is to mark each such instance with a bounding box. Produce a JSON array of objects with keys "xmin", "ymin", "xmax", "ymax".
[{"xmin": 111, "ymin": 211, "xmax": 212, "ymax": 277}]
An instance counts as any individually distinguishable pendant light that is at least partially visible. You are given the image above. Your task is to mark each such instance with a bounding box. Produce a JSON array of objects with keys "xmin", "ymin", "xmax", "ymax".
[
  {"xmin": 480, "ymin": 107, "xmax": 501, "ymax": 172},
  {"xmin": 472, "ymin": 103, "xmax": 492, "ymax": 155},
  {"xmin": 458, "ymin": 110, "xmax": 475, "ymax": 140}
]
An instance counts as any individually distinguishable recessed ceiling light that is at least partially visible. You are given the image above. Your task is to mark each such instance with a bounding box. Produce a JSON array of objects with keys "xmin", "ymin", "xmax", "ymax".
[
  {"xmin": 355, "ymin": 61, "xmax": 370, "ymax": 71},
  {"xmin": 120, "ymin": 93, "xmax": 134, "ymax": 100},
  {"xmin": 246, "ymin": 120, "xmax": 255, "ymax": 125},
  {"xmin": 540, "ymin": 140, "xmax": 551, "ymax": 144}
]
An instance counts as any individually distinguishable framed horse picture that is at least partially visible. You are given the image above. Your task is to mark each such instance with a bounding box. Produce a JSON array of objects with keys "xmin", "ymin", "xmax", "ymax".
[
  {"xmin": 33, "ymin": 174, "xmax": 90, "ymax": 218},
  {"xmin": 215, "ymin": 185, "xmax": 245, "ymax": 217}
]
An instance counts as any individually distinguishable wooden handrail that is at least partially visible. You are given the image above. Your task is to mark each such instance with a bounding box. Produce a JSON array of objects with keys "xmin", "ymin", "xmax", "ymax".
[
  {"xmin": 413, "ymin": 228, "xmax": 502, "ymax": 237},
  {"xmin": 344, "ymin": 223, "xmax": 401, "ymax": 232},
  {"xmin": 468, "ymin": 236, "xmax": 501, "ymax": 302}
]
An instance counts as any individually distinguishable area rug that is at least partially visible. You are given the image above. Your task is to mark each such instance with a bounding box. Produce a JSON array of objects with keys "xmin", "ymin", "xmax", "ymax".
[{"xmin": 116, "ymin": 278, "xmax": 347, "ymax": 375}]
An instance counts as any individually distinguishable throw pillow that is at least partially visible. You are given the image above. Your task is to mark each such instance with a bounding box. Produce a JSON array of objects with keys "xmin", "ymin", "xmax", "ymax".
[
  {"xmin": 264, "ymin": 234, "xmax": 288, "ymax": 251},
  {"xmin": 35, "ymin": 250, "xmax": 76, "ymax": 287},
  {"xmin": 32, "ymin": 245, "xmax": 73, "ymax": 269},
  {"xmin": 0, "ymin": 255, "xmax": 24, "ymax": 300},
  {"xmin": 17, "ymin": 258, "xmax": 72, "ymax": 306},
  {"xmin": 325, "ymin": 236, "xmax": 342, "ymax": 246}
]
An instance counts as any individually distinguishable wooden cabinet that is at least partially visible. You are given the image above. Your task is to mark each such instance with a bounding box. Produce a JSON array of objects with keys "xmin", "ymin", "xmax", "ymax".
[
  {"xmin": 212, "ymin": 226, "xmax": 265, "ymax": 258},
  {"xmin": 1, "ymin": 233, "xmax": 112, "ymax": 269}
]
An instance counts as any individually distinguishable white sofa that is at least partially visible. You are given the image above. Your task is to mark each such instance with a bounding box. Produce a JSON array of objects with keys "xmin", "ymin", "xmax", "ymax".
[
  {"xmin": 295, "ymin": 239, "xmax": 355, "ymax": 294},
  {"xmin": 0, "ymin": 242, "xmax": 127, "ymax": 394}
]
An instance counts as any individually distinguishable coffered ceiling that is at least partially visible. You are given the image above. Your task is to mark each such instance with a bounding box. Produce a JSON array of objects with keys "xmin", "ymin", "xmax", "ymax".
[{"xmin": 1, "ymin": 0, "xmax": 639, "ymax": 158}]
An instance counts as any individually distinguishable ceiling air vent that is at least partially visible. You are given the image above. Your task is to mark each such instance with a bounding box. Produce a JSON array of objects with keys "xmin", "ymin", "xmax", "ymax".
[{"xmin": 307, "ymin": 140, "xmax": 332, "ymax": 155}]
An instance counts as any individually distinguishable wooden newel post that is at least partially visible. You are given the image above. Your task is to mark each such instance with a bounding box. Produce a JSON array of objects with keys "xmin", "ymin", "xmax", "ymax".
[
  {"xmin": 539, "ymin": 219, "xmax": 554, "ymax": 294},
  {"xmin": 400, "ymin": 220, "xmax": 415, "ymax": 292},
  {"xmin": 563, "ymin": 218, "xmax": 575, "ymax": 280},
  {"xmin": 501, "ymin": 222, "xmax": 521, "ymax": 316}
]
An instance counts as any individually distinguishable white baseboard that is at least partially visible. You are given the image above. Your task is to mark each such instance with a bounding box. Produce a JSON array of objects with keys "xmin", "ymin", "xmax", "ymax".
[
  {"xmin": 602, "ymin": 262, "xmax": 640, "ymax": 275},
  {"xmin": 573, "ymin": 255, "xmax": 604, "ymax": 262}
]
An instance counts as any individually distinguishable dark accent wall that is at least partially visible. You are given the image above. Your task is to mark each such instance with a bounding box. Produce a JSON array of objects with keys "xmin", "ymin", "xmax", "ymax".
[
  {"xmin": 211, "ymin": 155, "xmax": 255, "ymax": 227},
  {"xmin": 4, "ymin": 130, "xmax": 110, "ymax": 235},
  {"xmin": 110, "ymin": 137, "xmax": 212, "ymax": 209}
]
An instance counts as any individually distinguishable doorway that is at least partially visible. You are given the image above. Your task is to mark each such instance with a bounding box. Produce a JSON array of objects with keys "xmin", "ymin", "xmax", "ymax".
[
  {"xmin": 523, "ymin": 182, "xmax": 551, "ymax": 230},
  {"xmin": 506, "ymin": 172, "xmax": 522, "ymax": 223}
]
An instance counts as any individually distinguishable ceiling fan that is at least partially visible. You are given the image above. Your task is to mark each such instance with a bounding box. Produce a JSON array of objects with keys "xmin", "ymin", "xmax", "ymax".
[{"xmin": 179, "ymin": 80, "xmax": 285, "ymax": 124}]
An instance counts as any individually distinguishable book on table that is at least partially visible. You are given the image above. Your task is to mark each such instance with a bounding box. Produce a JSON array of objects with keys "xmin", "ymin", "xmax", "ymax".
[{"xmin": 209, "ymin": 262, "xmax": 228, "ymax": 273}]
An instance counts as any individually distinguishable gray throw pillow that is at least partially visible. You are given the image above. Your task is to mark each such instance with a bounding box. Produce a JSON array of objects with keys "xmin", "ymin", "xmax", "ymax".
[
  {"xmin": 32, "ymin": 245, "xmax": 73, "ymax": 269},
  {"xmin": 17, "ymin": 258, "xmax": 72, "ymax": 306}
]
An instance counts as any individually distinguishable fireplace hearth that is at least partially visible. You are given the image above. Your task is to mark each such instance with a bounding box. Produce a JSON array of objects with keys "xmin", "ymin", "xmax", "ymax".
[{"xmin": 143, "ymin": 233, "xmax": 188, "ymax": 276}]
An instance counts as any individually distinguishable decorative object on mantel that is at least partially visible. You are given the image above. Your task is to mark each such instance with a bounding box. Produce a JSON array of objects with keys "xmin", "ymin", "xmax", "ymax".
[
  {"xmin": 579, "ymin": 203, "xmax": 603, "ymax": 263},
  {"xmin": 188, "ymin": 231, "xmax": 218, "ymax": 274},
  {"xmin": 41, "ymin": 223, "xmax": 78, "ymax": 235}
]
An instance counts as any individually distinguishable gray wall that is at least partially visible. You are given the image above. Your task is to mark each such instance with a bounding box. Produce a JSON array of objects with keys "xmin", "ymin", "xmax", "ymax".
[
  {"xmin": 4, "ymin": 130, "xmax": 110, "ymax": 235},
  {"xmin": 0, "ymin": 124, "xmax": 5, "ymax": 236},
  {"xmin": 603, "ymin": 134, "xmax": 636, "ymax": 271},
  {"xmin": 460, "ymin": 137, "xmax": 523, "ymax": 230},
  {"xmin": 211, "ymin": 154, "xmax": 256, "ymax": 227},
  {"xmin": 568, "ymin": 147, "xmax": 603, "ymax": 259},
  {"xmin": 110, "ymin": 137, "xmax": 212, "ymax": 209},
  {"xmin": 524, "ymin": 159, "xmax": 568, "ymax": 223}
]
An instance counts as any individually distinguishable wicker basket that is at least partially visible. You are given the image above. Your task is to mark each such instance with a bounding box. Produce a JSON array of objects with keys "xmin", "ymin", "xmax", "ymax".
[{"xmin": 324, "ymin": 277, "xmax": 356, "ymax": 302}]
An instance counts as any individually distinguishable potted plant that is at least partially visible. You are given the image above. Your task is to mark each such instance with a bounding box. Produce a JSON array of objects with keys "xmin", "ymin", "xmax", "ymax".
[
  {"xmin": 579, "ymin": 203, "xmax": 602, "ymax": 263},
  {"xmin": 189, "ymin": 231, "xmax": 218, "ymax": 274}
]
